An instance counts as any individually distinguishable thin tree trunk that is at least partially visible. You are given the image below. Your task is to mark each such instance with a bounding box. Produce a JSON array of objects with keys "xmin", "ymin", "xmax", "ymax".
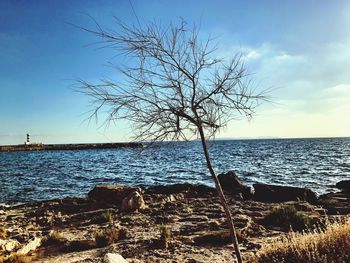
[{"xmin": 198, "ymin": 125, "xmax": 243, "ymax": 263}]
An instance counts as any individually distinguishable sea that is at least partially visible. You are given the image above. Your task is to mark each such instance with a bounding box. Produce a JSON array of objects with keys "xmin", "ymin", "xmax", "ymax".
[{"xmin": 0, "ymin": 137, "xmax": 349, "ymax": 205}]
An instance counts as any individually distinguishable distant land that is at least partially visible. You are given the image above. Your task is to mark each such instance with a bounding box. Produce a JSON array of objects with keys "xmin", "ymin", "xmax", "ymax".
[
  {"xmin": 0, "ymin": 142, "xmax": 143, "ymax": 152},
  {"xmin": 214, "ymin": 136, "xmax": 281, "ymax": 140},
  {"xmin": 1, "ymin": 136, "xmax": 349, "ymax": 151},
  {"xmin": 213, "ymin": 136, "xmax": 350, "ymax": 140}
]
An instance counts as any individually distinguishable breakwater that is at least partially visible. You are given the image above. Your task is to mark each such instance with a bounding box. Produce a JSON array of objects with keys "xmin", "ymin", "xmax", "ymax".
[{"xmin": 0, "ymin": 142, "xmax": 143, "ymax": 152}]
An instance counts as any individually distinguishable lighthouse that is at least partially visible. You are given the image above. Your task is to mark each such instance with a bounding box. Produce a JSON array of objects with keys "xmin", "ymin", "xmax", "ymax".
[{"xmin": 25, "ymin": 133, "xmax": 30, "ymax": 145}]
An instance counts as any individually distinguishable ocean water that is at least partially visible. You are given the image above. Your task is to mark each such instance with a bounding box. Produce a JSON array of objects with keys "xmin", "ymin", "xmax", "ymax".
[{"xmin": 0, "ymin": 138, "xmax": 350, "ymax": 204}]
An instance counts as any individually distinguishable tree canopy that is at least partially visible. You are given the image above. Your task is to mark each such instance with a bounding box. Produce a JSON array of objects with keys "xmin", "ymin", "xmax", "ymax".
[{"xmin": 78, "ymin": 19, "xmax": 266, "ymax": 142}]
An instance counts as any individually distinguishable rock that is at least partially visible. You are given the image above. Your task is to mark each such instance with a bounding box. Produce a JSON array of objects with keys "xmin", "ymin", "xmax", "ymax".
[
  {"xmin": 218, "ymin": 171, "xmax": 253, "ymax": 199},
  {"xmin": 164, "ymin": 194, "xmax": 177, "ymax": 202},
  {"xmin": 17, "ymin": 236, "xmax": 42, "ymax": 255},
  {"xmin": 318, "ymin": 191, "xmax": 350, "ymax": 214},
  {"xmin": 88, "ymin": 185, "xmax": 142, "ymax": 206},
  {"xmin": 253, "ymin": 183, "xmax": 318, "ymax": 204},
  {"xmin": 0, "ymin": 238, "xmax": 21, "ymax": 253},
  {"xmin": 121, "ymin": 190, "xmax": 145, "ymax": 211},
  {"xmin": 335, "ymin": 180, "xmax": 350, "ymax": 192},
  {"xmin": 179, "ymin": 215, "xmax": 209, "ymax": 222},
  {"xmin": 146, "ymin": 184, "xmax": 215, "ymax": 196},
  {"xmin": 127, "ymin": 259, "xmax": 143, "ymax": 263},
  {"xmin": 104, "ymin": 253, "xmax": 128, "ymax": 263},
  {"xmin": 218, "ymin": 171, "xmax": 244, "ymax": 191},
  {"xmin": 242, "ymin": 186, "xmax": 254, "ymax": 200}
]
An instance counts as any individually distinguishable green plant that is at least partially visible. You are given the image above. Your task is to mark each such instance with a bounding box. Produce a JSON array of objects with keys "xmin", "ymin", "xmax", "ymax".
[
  {"xmin": 263, "ymin": 205, "xmax": 313, "ymax": 231},
  {"xmin": 45, "ymin": 230, "xmax": 66, "ymax": 245},
  {"xmin": 193, "ymin": 229, "xmax": 245, "ymax": 246},
  {"xmin": 250, "ymin": 218, "xmax": 350, "ymax": 263},
  {"xmin": 94, "ymin": 210, "xmax": 114, "ymax": 224},
  {"xmin": 101, "ymin": 210, "xmax": 113, "ymax": 223},
  {"xmin": 95, "ymin": 228, "xmax": 121, "ymax": 247},
  {"xmin": 63, "ymin": 240, "xmax": 95, "ymax": 253}
]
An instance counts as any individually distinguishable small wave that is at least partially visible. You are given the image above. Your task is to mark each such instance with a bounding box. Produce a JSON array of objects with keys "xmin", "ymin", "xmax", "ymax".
[
  {"xmin": 0, "ymin": 138, "xmax": 349, "ymax": 202},
  {"xmin": 241, "ymin": 172, "xmax": 256, "ymax": 177}
]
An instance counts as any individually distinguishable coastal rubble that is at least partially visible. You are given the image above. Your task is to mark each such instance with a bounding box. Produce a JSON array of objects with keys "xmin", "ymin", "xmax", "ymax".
[{"xmin": 0, "ymin": 179, "xmax": 348, "ymax": 262}]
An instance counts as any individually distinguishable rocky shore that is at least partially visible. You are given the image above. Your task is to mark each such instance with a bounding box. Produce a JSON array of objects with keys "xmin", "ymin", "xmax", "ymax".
[{"xmin": 1, "ymin": 173, "xmax": 349, "ymax": 263}]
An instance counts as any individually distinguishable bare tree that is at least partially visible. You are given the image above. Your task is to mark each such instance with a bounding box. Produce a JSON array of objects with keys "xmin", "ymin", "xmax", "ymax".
[{"xmin": 78, "ymin": 19, "xmax": 266, "ymax": 263}]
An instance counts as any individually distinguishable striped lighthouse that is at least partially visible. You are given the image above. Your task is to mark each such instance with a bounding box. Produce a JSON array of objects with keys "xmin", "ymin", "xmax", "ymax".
[{"xmin": 26, "ymin": 133, "xmax": 30, "ymax": 145}]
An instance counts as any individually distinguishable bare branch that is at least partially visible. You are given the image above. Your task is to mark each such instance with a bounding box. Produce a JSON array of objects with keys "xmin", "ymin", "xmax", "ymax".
[{"xmin": 77, "ymin": 19, "xmax": 268, "ymax": 142}]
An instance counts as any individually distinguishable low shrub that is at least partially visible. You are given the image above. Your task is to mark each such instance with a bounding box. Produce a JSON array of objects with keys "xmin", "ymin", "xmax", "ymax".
[
  {"xmin": 44, "ymin": 231, "xmax": 67, "ymax": 246},
  {"xmin": 63, "ymin": 240, "xmax": 95, "ymax": 252},
  {"xmin": 95, "ymin": 228, "xmax": 122, "ymax": 247},
  {"xmin": 43, "ymin": 230, "xmax": 95, "ymax": 253},
  {"xmin": 250, "ymin": 218, "xmax": 350, "ymax": 263},
  {"xmin": 94, "ymin": 209, "xmax": 114, "ymax": 224},
  {"xmin": 100, "ymin": 210, "xmax": 113, "ymax": 223},
  {"xmin": 193, "ymin": 229, "xmax": 245, "ymax": 246},
  {"xmin": 263, "ymin": 205, "xmax": 313, "ymax": 231}
]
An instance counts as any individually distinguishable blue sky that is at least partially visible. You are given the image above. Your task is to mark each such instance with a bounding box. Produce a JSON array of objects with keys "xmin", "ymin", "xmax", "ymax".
[{"xmin": 0, "ymin": 0, "xmax": 349, "ymax": 144}]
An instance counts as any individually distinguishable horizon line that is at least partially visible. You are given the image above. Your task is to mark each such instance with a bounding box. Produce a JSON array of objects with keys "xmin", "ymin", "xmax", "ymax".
[{"xmin": 1, "ymin": 135, "xmax": 349, "ymax": 147}]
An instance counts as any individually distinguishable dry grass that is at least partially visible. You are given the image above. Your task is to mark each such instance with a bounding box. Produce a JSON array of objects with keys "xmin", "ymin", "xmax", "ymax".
[
  {"xmin": 149, "ymin": 225, "xmax": 172, "ymax": 249},
  {"xmin": 0, "ymin": 226, "xmax": 6, "ymax": 240},
  {"xmin": 100, "ymin": 210, "xmax": 113, "ymax": 223},
  {"xmin": 44, "ymin": 231, "xmax": 67, "ymax": 246},
  {"xmin": 95, "ymin": 228, "xmax": 122, "ymax": 247},
  {"xmin": 250, "ymin": 217, "xmax": 350, "ymax": 263},
  {"xmin": 2, "ymin": 254, "xmax": 32, "ymax": 263},
  {"xmin": 159, "ymin": 225, "xmax": 171, "ymax": 249}
]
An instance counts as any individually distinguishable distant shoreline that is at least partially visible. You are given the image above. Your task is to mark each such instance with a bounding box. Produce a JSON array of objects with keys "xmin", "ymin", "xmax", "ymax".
[
  {"xmin": 211, "ymin": 136, "xmax": 350, "ymax": 141},
  {"xmin": 1, "ymin": 136, "xmax": 349, "ymax": 148},
  {"xmin": 0, "ymin": 142, "xmax": 143, "ymax": 152}
]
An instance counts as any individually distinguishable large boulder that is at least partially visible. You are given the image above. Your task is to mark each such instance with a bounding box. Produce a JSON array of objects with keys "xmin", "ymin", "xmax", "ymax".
[
  {"xmin": 121, "ymin": 190, "xmax": 146, "ymax": 211},
  {"xmin": 253, "ymin": 183, "xmax": 318, "ymax": 204},
  {"xmin": 218, "ymin": 171, "xmax": 253, "ymax": 199},
  {"xmin": 318, "ymin": 191, "xmax": 350, "ymax": 214},
  {"xmin": 335, "ymin": 180, "xmax": 350, "ymax": 192},
  {"xmin": 146, "ymin": 184, "xmax": 216, "ymax": 196},
  {"xmin": 104, "ymin": 253, "xmax": 128, "ymax": 263},
  {"xmin": 218, "ymin": 171, "xmax": 244, "ymax": 191},
  {"xmin": 88, "ymin": 185, "xmax": 145, "ymax": 211}
]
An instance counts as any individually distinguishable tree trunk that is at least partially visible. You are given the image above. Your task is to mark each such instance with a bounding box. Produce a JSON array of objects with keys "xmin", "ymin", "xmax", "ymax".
[{"xmin": 198, "ymin": 125, "xmax": 243, "ymax": 263}]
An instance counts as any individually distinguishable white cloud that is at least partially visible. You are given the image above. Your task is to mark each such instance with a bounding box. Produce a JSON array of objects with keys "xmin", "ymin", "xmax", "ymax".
[
  {"xmin": 245, "ymin": 50, "xmax": 260, "ymax": 60},
  {"xmin": 220, "ymin": 38, "xmax": 350, "ymax": 138},
  {"xmin": 321, "ymin": 84, "xmax": 350, "ymax": 98}
]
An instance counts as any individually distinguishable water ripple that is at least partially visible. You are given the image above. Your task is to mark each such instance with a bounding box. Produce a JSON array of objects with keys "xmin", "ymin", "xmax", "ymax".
[{"xmin": 1, "ymin": 138, "xmax": 350, "ymax": 203}]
